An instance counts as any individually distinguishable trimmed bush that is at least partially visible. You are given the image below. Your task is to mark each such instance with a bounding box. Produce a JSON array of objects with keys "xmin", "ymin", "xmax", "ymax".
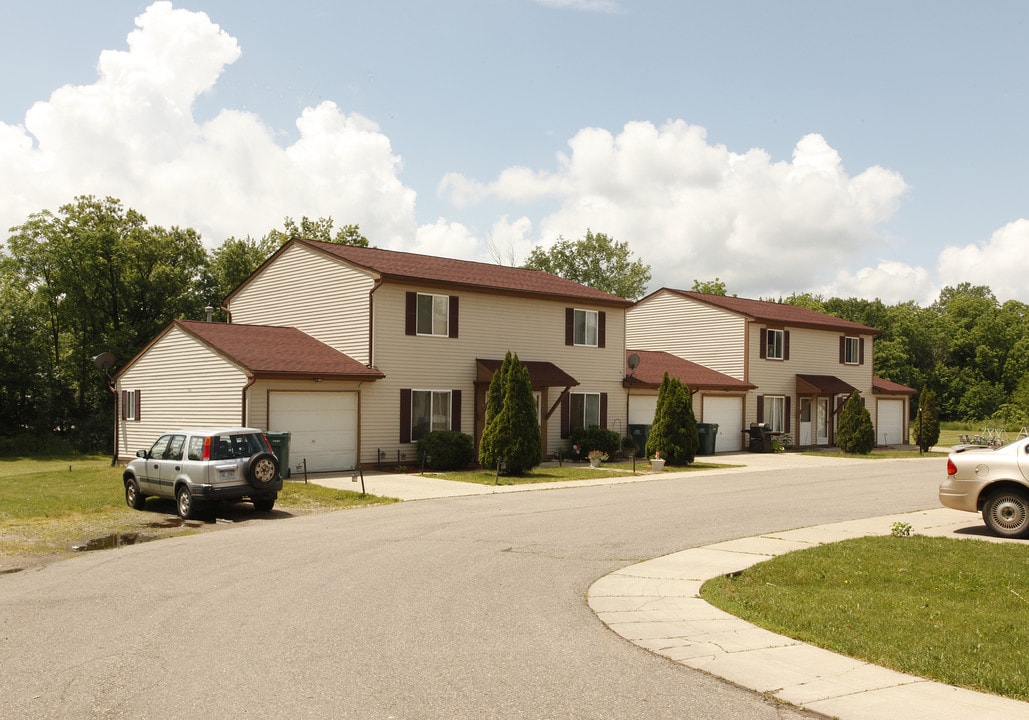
[
  {"xmin": 417, "ymin": 430, "xmax": 475, "ymax": 470},
  {"xmin": 912, "ymin": 387, "xmax": 940, "ymax": 452},
  {"xmin": 645, "ymin": 372, "xmax": 699, "ymax": 465},
  {"xmin": 478, "ymin": 350, "xmax": 542, "ymax": 475},
  {"xmin": 838, "ymin": 390, "xmax": 875, "ymax": 454},
  {"xmin": 569, "ymin": 426, "xmax": 621, "ymax": 461}
]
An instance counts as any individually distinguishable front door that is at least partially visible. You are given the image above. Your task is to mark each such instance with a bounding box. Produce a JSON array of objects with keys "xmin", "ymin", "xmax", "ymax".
[
  {"xmin": 816, "ymin": 398, "xmax": 830, "ymax": 445},
  {"xmin": 798, "ymin": 399, "xmax": 812, "ymax": 446}
]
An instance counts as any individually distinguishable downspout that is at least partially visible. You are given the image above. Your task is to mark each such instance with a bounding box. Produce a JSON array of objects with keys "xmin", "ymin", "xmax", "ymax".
[
  {"xmin": 108, "ymin": 380, "xmax": 119, "ymax": 467},
  {"xmin": 241, "ymin": 374, "xmax": 258, "ymax": 427}
]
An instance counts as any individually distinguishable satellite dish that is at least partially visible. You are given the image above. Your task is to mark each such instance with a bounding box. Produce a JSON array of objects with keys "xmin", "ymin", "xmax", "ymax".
[
  {"xmin": 92, "ymin": 352, "xmax": 115, "ymax": 371},
  {"xmin": 627, "ymin": 353, "xmax": 640, "ymax": 371}
]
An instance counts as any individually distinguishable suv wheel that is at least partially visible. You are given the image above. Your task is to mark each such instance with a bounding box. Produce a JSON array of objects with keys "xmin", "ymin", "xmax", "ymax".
[
  {"xmin": 253, "ymin": 496, "xmax": 275, "ymax": 512},
  {"xmin": 176, "ymin": 485, "xmax": 197, "ymax": 520},
  {"xmin": 246, "ymin": 452, "xmax": 280, "ymax": 489},
  {"xmin": 125, "ymin": 479, "xmax": 146, "ymax": 510}
]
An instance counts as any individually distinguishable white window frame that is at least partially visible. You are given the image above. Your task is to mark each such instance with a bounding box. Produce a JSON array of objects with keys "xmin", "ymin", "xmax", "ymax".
[
  {"xmin": 416, "ymin": 293, "xmax": 449, "ymax": 337},
  {"xmin": 124, "ymin": 389, "xmax": 138, "ymax": 421},
  {"xmin": 411, "ymin": 389, "xmax": 451, "ymax": 441},
  {"xmin": 765, "ymin": 329, "xmax": 785, "ymax": 360},
  {"xmin": 843, "ymin": 336, "xmax": 860, "ymax": 364},
  {"xmin": 570, "ymin": 392, "xmax": 601, "ymax": 432},
  {"xmin": 573, "ymin": 309, "xmax": 598, "ymax": 347},
  {"xmin": 766, "ymin": 395, "xmax": 786, "ymax": 433}
]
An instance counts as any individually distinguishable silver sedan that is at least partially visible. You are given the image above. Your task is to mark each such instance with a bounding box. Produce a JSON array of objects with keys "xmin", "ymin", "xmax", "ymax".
[{"xmin": 940, "ymin": 437, "xmax": 1029, "ymax": 538}]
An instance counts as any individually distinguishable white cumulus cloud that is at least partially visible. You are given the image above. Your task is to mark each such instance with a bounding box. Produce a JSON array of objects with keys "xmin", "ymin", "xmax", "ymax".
[{"xmin": 0, "ymin": 1, "xmax": 418, "ymax": 247}]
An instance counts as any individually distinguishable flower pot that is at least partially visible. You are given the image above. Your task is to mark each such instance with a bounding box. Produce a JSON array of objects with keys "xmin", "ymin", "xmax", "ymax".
[
  {"xmin": 650, "ymin": 459, "xmax": 665, "ymax": 471},
  {"xmin": 589, "ymin": 458, "xmax": 602, "ymax": 468}
]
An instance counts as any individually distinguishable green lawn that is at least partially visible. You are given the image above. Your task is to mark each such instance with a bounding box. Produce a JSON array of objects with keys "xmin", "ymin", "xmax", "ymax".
[
  {"xmin": 0, "ymin": 456, "xmax": 397, "ymax": 559},
  {"xmin": 702, "ymin": 535, "xmax": 1029, "ymax": 702}
]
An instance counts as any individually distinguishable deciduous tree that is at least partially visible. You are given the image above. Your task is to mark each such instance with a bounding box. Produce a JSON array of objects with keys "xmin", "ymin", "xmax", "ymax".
[{"xmin": 524, "ymin": 229, "xmax": 651, "ymax": 300}]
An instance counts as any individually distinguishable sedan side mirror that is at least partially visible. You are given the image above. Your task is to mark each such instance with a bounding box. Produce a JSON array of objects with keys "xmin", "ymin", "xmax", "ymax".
[{"xmin": 136, "ymin": 449, "xmax": 148, "ymax": 458}]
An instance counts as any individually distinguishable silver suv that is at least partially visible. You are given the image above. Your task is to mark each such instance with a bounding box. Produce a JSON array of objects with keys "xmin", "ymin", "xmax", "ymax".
[{"xmin": 123, "ymin": 428, "xmax": 282, "ymax": 519}]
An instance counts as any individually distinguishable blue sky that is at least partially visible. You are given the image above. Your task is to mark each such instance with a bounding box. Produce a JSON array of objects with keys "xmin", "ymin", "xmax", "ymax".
[{"xmin": 2, "ymin": 0, "xmax": 1027, "ymax": 304}]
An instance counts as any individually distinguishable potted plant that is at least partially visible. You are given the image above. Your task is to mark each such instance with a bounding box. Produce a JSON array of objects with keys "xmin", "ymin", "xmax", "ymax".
[
  {"xmin": 650, "ymin": 451, "xmax": 665, "ymax": 471},
  {"xmin": 587, "ymin": 449, "xmax": 608, "ymax": 468}
]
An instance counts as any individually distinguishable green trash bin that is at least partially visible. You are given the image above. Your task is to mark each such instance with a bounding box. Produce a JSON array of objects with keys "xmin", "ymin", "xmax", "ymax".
[
  {"xmin": 264, "ymin": 431, "xmax": 291, "ymax": 478},
  {"xmin": 697, "ymin": 423, "xmax": 719, "ymax": 455},
  {"xmin": 628, "ymin": 424, "xmax": 651, "ymax": 458}
]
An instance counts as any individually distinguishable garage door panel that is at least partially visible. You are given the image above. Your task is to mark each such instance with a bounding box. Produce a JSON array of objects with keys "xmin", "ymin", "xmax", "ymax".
[
  {"xmin": 269, "ymin": 392, "xmax": 358, "ymax": 472},
  {"xmin": 877, "ymin": 399, "xmax": 904, "ymax": 447},
  {"xmin": 702, "ymin": 396, "xmax": 743, "ymax": 453}
]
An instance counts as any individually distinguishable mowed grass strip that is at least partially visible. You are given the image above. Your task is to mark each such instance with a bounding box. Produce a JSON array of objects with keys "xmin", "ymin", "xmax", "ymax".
[
  {"xmin": 701, "ymin": 535, "xmax": 1029, "ymax": 701},
  {"xmin": 0, "ymin": 456, "xmax": 397, "ymax": 558},
  {"xmin": 426, "ymin": 460, "xmax": 735, "ymax": 485}
]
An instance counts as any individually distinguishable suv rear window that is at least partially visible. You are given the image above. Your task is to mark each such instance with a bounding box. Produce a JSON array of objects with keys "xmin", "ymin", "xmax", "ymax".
[{"xmin": 210, "ymin": 432, "xmax": 270, "ymax": 460}]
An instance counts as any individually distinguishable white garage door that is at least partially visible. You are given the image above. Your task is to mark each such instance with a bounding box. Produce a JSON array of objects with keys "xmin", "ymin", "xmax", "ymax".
[
  {"xmin": 877, "ymin": 399, "xmax": 905, "ymax": 447},
  {"xmin": 628, "ymin": 395, "xmax": 658, "ymax": 425},
  {"xmin": 269, "ymin": 392, "xmax": 358, "ymax": 473},
  {"xmin": 702, "ymin": 396, "xmax": 744, "ymax": 452}
]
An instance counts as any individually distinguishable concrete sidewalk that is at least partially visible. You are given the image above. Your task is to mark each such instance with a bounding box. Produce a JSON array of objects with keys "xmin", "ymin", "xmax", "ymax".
[
  {"xmin": 301, "ymin": 449, "xmax": 886, "ymax": 501},
  {"xmin": 588, "ymin": 507, "xmax": 1027, "ymax": 720}
]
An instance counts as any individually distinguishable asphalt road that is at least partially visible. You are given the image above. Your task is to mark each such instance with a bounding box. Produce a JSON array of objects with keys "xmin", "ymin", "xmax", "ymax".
[{"xmin": 0, "ymin": 457, "xmax": 942, "ymax": 719}]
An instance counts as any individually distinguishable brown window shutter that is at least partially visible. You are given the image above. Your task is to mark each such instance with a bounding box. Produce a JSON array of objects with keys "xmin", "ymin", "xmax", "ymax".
[
  {"xmin": 400, "ymin": 389, "xmax": 412, "ymax": 443},
  {"xmin": 598, "ymin": 311, "xmax": 606, "ymax": 348},
  {"xmin": 565, "ymin": 308, "xmax": 574, "ymax": 345},
  {"xmin": 785, "ymin": 396, "xmax": 791, "ymax": 432},
  {"xmin": 756, "ymin": 395, "xmax": 764, "ymax": 422},
  {"xmin": 859, "ymin": 338, "xmax": 865, "ymax": 365},
  {"xmin": 783, "ymin": 331, "xmax": 790, "ymax": 361},
  {"xmin": 448, "ymin": 296, "xmax": 459, "ymax": 338},
  {"xmin": 839, "ymin": 336, "xmax": 846, "ymax": 364},
  {"xmin": 560, "ymin": 394, "xmax": 570, "ymax": 438},
  {"xmin": 121, "ymin": 390, "xmax": 128, "ymax": 421},
  {"xmin": 451, "ymin": 390, "xmax": 461, "ymax": 432},
  {"xmin": 600, "ymin": 393, "xmax": 608, "ymax": 428},
  {"xmin": 405, "ymin": 292, "xmax": 417, "ymax": 335},
  {"xmin": 135, "ymin": 390, "xmax": 141, "ymax": 421},
  {"xmin": 759, "ymin": 328, "xmax": 767, "ymax": 359}
]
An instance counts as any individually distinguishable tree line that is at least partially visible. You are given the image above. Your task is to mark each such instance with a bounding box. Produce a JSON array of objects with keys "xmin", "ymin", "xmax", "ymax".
[{"xmin": 1, "ymin": 194, "xmax": 1023, "ymax": 454}]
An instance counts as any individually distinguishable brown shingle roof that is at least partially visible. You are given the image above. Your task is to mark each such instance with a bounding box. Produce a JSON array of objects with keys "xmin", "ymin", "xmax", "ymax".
[
  {"xmin": 662, "ymin": 290, "xmax": 880, "ymax": 334},
  {"xmin": 796, "ymin": 374, "xmax": 857, "ymax": 395},
  {"xmin": 476, "ymin": 358, "xmax": 579, "ymax": 388},
  {"xmin": 873, "ymin": 377, "xmax": 917, "ymax": 394},
  {"xmin": 625, "ymin": 350, "xmax": 755, "ymax": 391},
  {"xmin": 299, "ymin": 239, "xmax": 633, "ymax": 307},
  {"xmin": 177, "ymin": 320, "xmax": 383, "ymax": 379}
]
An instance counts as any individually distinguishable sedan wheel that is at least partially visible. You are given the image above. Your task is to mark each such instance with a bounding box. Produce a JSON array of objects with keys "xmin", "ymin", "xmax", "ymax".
[
  {"xmin": 983, "ymin": 490, "xmax": 1029, "ymax": 538},
  {"xmin": 176, "ymin": 485, "xmax": 196, "ymax": 520}
]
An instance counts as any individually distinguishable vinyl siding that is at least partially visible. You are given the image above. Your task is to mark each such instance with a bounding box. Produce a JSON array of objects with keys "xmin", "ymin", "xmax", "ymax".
[
  {"xmin": 360, "ymin": 283, "xmax": 627, "ymax": 465},
  {"xmin": 747, "ymin": 324, "xmax": 876, "ymax": 435},
  {"xmin": 115, "ymin": 327, "xmax": 247, "ymax": 459},
  {"xmin": 626, "ymin": 290, "xmax": 745, "ymax": 378},
  {"xmin": 228, "ymin": 243, "xmax": 374, "ymax": 364}
]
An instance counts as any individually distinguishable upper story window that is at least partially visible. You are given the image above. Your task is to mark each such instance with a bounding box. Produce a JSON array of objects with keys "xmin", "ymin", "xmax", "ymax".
[
  {"xmin": 565, "ymin": 308, "xmax": 606, "ymax": 348},
  {"xmin": 841, "ymin": 336, "xmax": 863, "ymax": 365},
  {"xmin": 406, "ymin": 292, "xmax": 458, "ymax": 338},
  {"xmin": 574, "ymin": 309, "xmax": 598, "ymax": 346},
  {"xmin": 765, "ymin": 328, "xmax": 786, "ymax": 360},
  {"xmin": 417, "ymin": 293, "xmax": 449, "ymax": 336}
]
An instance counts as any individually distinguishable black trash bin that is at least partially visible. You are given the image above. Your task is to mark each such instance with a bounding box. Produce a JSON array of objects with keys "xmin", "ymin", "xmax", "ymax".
[
  {"xmin": 697, "ymin": 423, "xmax": 719, "ymax": 455},
  {"xmin": 747, "ymin": 423, "xmax": 773, "ymax": 453}
]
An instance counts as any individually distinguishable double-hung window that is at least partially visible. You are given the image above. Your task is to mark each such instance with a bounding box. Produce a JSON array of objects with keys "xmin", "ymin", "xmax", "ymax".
[
  {"xmin": 765, "ymin": 329, "xmax": 785, "ymax": 360},
  {"xmin": 765, "ymin": 395, "xmax": 786, "ymax": 433},
  {"xmin": 843, "ymin": 336, "xmax": 861, "ymax": 364},
  {"xmin": 573, "ymin": 309, "xmax": 598, "ymax": 347},
  {"xmin": 570, "ymin": 392, "xmax": 601, "ymax": 432},
  {"xmin": 411, "ymin": 389, "xmax": 451, "ymax": 441},
  {"xmin": 416, "ymin": 293, "xmax": 449, "ymax": 336},
  {"xmin": 121, "ymin": 389, "xmax": 140, "ymax": 421}
]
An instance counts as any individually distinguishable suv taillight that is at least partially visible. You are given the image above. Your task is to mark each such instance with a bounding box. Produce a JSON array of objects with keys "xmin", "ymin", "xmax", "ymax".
[
  {"xmin": 947, "ymin": 458, "xmax": 957, "ymax": 476},
  {"xmin": 202, "ymin": 436, "xmax": 211, "ymax": 461}
]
